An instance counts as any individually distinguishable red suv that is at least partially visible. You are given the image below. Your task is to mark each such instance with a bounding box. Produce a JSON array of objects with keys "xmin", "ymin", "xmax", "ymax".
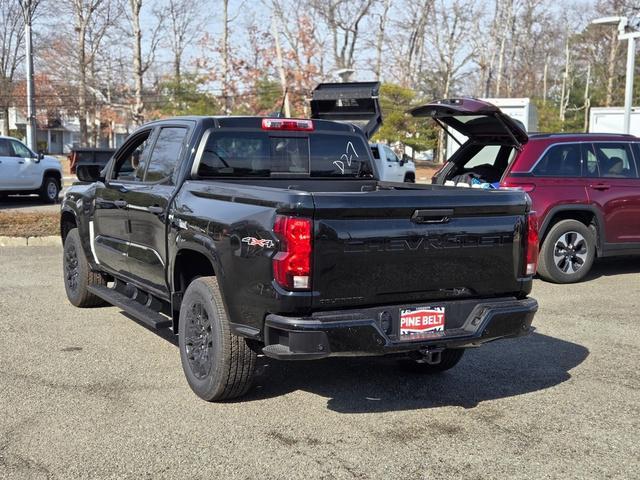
[{"xmin": 414, "ymin": 99, "xmax": 640, "ymax": 283}]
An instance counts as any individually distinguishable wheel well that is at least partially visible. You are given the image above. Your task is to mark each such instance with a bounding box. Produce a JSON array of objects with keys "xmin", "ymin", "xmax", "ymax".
[
  {"xmin": 43, "ymin": 169, "xmax": 62, "ymax": 186},
  {"xmin": 404, "ymin": 172, "xmax": 415, "ymax": 180},
  {"xmin": 172, "ymin": 249, "xmax": 217, "ymax": 331},
  {"xmin": 173, "ymin": 249, "xmax": 216, "ymax": 295},
  {"xmin": 60, "ymin": 211, "xmax": 77, "ymax": 241},
  {"xmin": 541, "ymin": 210, "xmax": 599, "ymax": 246}
]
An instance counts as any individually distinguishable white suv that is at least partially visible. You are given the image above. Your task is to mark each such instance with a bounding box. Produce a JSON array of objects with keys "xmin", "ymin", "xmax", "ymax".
[{"xmin": 0, "ymin": 136, "xmax": 63, "ymax": 203}]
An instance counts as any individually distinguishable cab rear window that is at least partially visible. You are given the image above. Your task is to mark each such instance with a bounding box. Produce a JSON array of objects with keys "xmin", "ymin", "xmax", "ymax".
[{"xmin": 197, "ymin": 131, "xmax": 372, "ymax": 178}]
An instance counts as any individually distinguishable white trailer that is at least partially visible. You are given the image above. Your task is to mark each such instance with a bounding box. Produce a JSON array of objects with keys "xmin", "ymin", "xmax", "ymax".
[
  {"xmin": 445, "ymin": 97, "xmax": 538, "ymax": 159},
  {"xmin": 589, "ymin": 107, "xmax": 640, "ymax": 136}
]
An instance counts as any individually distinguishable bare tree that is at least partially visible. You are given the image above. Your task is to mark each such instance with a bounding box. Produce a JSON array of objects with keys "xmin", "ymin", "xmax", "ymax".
[
  {"xmin": 422, "ymin": 0, "xmax": 480, "ymax": 161},
  {"xmin": 0, "ymin": 0, "xmax": 25, "ymax": 135},
  {"xmin": 62, "ymin": 0, "xmax": 112, "ymax": 145},
  {"xmin": 308, "ymin": 0, "xmax": 376, "ymax": 72},
  {"xmin": 127, "ymin": 0, "xmax": 162, "ymax": 125},
  {"xmin": 160, "ymin": 0, "xmax": 206, "ymax": 89},
  {"xmin": 269, "ymin": 0, "xmax": 325, "ymax": 82},
  {"xmin": 221, "ymin": 0, "xmax": 231, "ymax": 113},
  {"xmin": 373, "ymin": 0, "xmax": 391, "ymax": 79},
  {"xmin": 384, "ymin": 0, "xmax": 432, "ymax": 88},
  {"xmin": 494, "ymin": 0, "xmax": 514, "ymax": 97}
]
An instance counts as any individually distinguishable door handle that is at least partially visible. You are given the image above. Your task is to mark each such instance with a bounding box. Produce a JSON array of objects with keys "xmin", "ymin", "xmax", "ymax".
[
  {"xmin": 18, "ymin": 161, "xmax": 24, "ymax": 164},
  {"xmin": 589, "ymin": 183, "xmax": 610, "ymax": 191},
  {"xmin": 148, "ymin": 205, "xmax": 164, "ymax": 214},
  {"xmin": 114, "ymin": 200, "xmax": 128, "ymax": 208},
  {"xmin": 411, "ymin": 208, "xmax": 454, "ymax": 224}
]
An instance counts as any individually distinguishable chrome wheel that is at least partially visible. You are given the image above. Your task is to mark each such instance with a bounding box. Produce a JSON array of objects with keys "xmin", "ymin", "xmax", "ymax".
[
  {"xmin": 553, "ymin": 231, "xmax": 588, "ymax": 274},
  {"xmin": 184, "ymin": 302, "xmax": 213, "ymax": 380}
]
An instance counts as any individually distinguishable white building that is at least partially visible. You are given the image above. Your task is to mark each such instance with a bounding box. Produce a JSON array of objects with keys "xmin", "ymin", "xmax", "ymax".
[
  {"xmin": 588, "ymin": 107, "xmax": 640, "ymax": 136},
  {"xmin": 7, "ymin": 107, "xmax": 130, "ymax": 154}
]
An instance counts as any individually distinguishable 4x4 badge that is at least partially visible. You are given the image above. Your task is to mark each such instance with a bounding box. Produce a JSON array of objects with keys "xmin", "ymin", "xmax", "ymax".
[{"xmin": 241, "ymin": 237, "xmax": 275, "ymax": 249}]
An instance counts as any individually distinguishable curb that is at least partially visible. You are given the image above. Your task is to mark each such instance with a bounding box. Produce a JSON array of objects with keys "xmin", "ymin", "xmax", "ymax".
[{"xmin": 0, "ymin": 236, "xmax": 61, "ymax": 247}]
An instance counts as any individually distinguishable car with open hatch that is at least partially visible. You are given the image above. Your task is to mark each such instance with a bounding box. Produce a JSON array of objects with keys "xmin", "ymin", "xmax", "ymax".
[{"xmin": 424, "ymin": 98, "xmax": 640, "ymax": 284}]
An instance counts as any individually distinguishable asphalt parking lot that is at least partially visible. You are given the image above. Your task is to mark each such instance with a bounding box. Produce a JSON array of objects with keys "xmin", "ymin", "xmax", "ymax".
[
  {"xmin": 1, "ymin": 246, "xmax": 638, "ymax": 479},
  {"xmin": 0, "ymin": 176, "xmax": 73, "ymax": 214}
]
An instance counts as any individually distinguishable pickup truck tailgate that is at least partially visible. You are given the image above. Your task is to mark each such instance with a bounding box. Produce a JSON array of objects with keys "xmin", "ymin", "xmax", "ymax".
[{"xmin": 310, "ymin": 186, "xmax": 529, "ymax": 308}]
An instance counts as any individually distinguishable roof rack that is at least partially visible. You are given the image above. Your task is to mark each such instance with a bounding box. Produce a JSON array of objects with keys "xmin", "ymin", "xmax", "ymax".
[{"xmin": 528, "ymin": 132, "xmax": 636, "ymax": 138}]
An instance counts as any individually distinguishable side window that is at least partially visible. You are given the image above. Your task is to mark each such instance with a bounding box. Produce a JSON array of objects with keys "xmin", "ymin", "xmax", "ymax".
[
  {"xmin": 370, "ymin": 145, "xmax": 380, "ymax": 160},
  {"xmin": 383, "ymin": 145, "xmax": 398, "ymax": 162},
  {"xmin": 144, "ymin": 127, "xmax": 188, "ymax": 183},
  {"xmin": 584, "ymin": 144, "xmax": 599, "ymax": 176},
  {"xmin": 0, "ymin": 138, "xmax": 12, "ymax": 156},
  {"xmin": 533, "ymin": 144, "xmax": 582, "ymax": 177},
  {"xmin": 198, "ymin": 132, "xmax": 270, "ymax": 177},
  {"xmin": 110, "ymin": 131, "xmax": 152, "ymax": 181},
  {"xmin": 632, "ymin": 143, "xmax": 640, "ymax": 177},
  {"xmin": 10, "ymin": 140, "xmax": 32, "ymax": 158},
  {"xmin": 593, "ymin": 143, "xmax": 637, "ymax": 178}
]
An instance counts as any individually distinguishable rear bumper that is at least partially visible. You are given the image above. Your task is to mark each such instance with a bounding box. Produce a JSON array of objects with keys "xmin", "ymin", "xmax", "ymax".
[{"xmin": 263, "ymin": 297, "xmax": 538, "ymax": 360}]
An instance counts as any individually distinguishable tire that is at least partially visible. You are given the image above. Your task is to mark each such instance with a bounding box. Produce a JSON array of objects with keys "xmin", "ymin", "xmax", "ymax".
[
  {"xmin": 178, "ymin": 277, "xmax": 257, "ymax": 401},
  {"xmin": 63, "ymin": 228, "xmax": 107, "ymax": 307},
  {"xmin": 39, "ymin": 176, "xmax": 59, "ymax": 203},
  {"xmin": 404, "ymin": 173, "xmax": 415, "ymax": 183},
  {"xmin": 537, "ymin": 219, "xmax": 596, "ymax": 284},
  {"xmin": 399, "ymin": 348, "xmax": 465, "ymax": 374}
]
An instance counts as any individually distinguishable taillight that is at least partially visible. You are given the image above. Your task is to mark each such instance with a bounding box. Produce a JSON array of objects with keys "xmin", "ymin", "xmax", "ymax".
[
  {"xmin": 273, "ymin": 215, "xmax": 312, "ymax": 290},
  {"xmin": 500, "ymin": 180, "xmax": 535, "ymax": 192},
  {"xmin": 262, "ymin": 118, "xmax": 314, "ymax": 131},
  {"xmin": 524, "ymin": 212, "xmax": 539, "ymax": 276}
]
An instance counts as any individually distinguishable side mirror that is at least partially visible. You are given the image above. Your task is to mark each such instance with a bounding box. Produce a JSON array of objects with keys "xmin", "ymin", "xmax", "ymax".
[
  {"xmin": 36, "ymin": 151, "xmax": 44, "ymax": 162},
  {"xmin": 399, "ymin": 158, "xmax": 405, "ymax": 166}
]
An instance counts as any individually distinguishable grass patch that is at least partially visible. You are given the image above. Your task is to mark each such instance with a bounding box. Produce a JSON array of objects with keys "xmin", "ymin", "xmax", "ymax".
[{"xmin": 0, "ymin": 211, "xmax": 60, "ymax": 237}]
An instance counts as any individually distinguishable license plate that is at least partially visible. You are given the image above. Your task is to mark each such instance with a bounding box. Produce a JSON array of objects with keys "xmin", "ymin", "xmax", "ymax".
[{"xmin": 400, "ymin": 306, "xmax": 445, "ymax": 338}]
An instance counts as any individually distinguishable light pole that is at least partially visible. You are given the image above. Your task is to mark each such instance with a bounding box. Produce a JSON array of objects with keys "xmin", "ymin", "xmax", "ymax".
[
  {"xmin": 592, "ymin": 15, "xmax": 640, "ymax": 134},
  {"xmin": 18, "ymin": 0, "xmax": 37, "ymax": 151}
]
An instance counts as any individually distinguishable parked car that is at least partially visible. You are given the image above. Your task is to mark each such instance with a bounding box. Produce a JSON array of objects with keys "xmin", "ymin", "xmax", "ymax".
[
  {"xmin": 60, "ymin": 84, "xmax": 538, "ymax": 402},
  {"xmin": 0, "ymin": 136, "xmax": 63, "ymax": 203},
  {"xmin": 424, "ymin": 98, "xmax": 640, "ymax": 283},
  {"xmin": 369, "ymin": 143, "xmax": 416, "ymax": 182},
  {"xmin": 68, "ymin": 147, "xmax": 115, "ymax": 181}
]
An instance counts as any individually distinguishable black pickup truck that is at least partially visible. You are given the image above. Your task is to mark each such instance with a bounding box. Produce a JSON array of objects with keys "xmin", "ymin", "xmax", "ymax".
[{"xmin": 60, "ymin": 83, "xmax": 538, "ymax": 401}]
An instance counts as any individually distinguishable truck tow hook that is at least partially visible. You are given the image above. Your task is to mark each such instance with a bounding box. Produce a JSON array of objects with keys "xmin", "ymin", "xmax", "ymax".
[{"xmin": 415, "ymin": 347, "xmax": 445, "ymax": 365}]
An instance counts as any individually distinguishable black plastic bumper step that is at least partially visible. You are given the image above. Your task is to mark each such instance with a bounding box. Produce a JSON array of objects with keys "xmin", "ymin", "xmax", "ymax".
[{"xmin": 87, "ymin": 284, "xmax": 172, "ymax": 330}]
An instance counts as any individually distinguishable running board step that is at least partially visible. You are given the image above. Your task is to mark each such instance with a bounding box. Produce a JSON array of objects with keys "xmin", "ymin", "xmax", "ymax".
[{"xmin": 87, "ymin": 284, "xmax": 172, "ymax": 329}]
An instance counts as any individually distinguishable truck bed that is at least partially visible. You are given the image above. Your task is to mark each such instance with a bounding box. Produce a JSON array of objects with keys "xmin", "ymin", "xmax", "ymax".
[{"xmin": 174, "ymin": 179, "xmax": 532, "ymax": 321}]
